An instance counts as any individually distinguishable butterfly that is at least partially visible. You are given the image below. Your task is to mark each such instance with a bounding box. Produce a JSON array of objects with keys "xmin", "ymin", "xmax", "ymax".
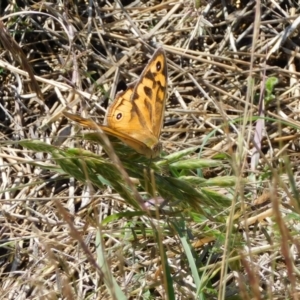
[{"xmin": 63, "ymin": 48, "xmax": 168, "ymax": 158}]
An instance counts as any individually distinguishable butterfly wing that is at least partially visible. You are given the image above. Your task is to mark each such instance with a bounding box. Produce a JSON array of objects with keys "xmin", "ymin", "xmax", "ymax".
[
  {"xmin": 105, "ymin": 48, "xmax": 167, "ymax": 155},
  {"xmin": 130, "ymin": 48, "xmax": 168, "ymax": 138},
  {"xmin": 104, "ymin": 83, "xmax": 160, "ymax": 156},
  {"xmin": 63, "ymin": 111, "xmax": 158, "ymax": 158}
]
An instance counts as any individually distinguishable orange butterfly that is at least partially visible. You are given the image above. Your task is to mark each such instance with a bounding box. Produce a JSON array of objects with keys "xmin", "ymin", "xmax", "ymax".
[{"xmin": 64, "ymin": 48, "xmax": 168, "ymax": 158}]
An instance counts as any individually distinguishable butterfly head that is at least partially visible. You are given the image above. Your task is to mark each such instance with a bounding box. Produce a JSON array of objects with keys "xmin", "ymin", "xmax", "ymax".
[{"xmin": 148, "ymin": 141, "xmax": 162, "ymax": 158}]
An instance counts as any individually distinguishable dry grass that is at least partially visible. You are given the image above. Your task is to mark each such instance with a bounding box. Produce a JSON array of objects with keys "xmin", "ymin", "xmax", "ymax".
[{"xmin": 1, "ymin": 0, "xmax": 300, "ymax": 299}]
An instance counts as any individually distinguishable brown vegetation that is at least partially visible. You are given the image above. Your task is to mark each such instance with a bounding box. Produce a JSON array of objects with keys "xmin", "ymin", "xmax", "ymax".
[{"xmin": 1, "ymin": 0, "xmax": 300, "ymax": 299}]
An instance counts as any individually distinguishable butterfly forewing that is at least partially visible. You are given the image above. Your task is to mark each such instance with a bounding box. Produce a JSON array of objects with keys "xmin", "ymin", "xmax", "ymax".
[
  {"xmin": 105, "ymin": 85, "xmax": 135, "ymax": 128},
  {"xmin": 131, "ymin": 48, "xmax": 168, "ymax": 138},
  {"xmin": 105, "ymin": 84, "xmax": 155, "ymax": 138}
]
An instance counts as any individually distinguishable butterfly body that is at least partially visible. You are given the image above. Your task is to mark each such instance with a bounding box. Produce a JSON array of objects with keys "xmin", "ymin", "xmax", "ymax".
[{"xmin": 64, "ymin": 48, "xmax": 167, "ymax": 158}]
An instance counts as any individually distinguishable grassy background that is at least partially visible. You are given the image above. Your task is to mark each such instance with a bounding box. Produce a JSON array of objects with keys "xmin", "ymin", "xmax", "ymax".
[{"xmin": 0, "ymin": 0, "xmax": 299, "ymax": 299}]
